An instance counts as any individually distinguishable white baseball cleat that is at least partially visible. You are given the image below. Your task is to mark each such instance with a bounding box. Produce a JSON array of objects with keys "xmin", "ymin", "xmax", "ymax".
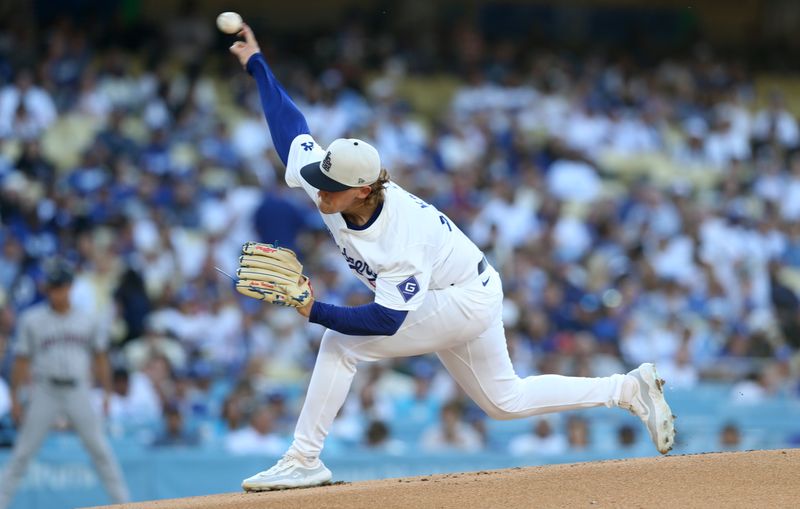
[
  {"xmin": 620, "ymin": 363, "xmax": 676, "ymax": 454},
  {"xmin": 242, "ymin": 452, "xmax": 332, "ymax": 491}
]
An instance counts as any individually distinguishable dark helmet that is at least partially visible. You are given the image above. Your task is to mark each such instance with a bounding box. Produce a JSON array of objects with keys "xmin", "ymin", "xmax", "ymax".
[{"xmin": 44, "ymin": 258, "xmax": 74, "ymax": 288}]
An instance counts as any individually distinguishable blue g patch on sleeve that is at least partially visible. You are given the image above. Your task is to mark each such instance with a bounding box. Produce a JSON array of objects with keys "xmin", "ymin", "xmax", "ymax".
[{"xmin": 396, "ymin": 276, "xmax": 420, "ymax": 303}]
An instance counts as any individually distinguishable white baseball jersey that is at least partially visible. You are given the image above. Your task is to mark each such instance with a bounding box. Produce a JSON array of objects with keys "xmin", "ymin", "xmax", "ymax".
[{"xmin": 285, "ymin": 134, "xmax": 483, "ymax": 311}]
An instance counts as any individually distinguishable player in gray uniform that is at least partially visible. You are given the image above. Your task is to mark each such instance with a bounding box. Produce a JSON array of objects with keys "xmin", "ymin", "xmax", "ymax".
[{"xmin": 0, "ymin": 261, "xmax": 129, "ymax": 508}]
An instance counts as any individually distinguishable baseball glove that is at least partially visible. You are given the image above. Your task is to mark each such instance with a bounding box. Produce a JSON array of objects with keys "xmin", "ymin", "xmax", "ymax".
[{"xmin": 235, "ymin": 242, "xmax": 314, "ymax": 308}]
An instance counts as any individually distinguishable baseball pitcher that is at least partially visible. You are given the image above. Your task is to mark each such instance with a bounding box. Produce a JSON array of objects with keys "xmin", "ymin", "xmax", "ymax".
[
  {"xmin": 0, "ymin": 261, "xmax": 129, "ymax": 508},
  {"xmin": 228, "ymin": 24, "xmax": 676, "ymax": 491}
]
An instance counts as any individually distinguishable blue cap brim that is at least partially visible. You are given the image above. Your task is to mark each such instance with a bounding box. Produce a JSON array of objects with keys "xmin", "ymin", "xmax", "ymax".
[{"xmin": 300, "ymin": 162, "xmax": 352, "ymax": 192}]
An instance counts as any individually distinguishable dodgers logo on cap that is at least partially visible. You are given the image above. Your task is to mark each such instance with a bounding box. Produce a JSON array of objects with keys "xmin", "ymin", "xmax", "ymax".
[{"xmin": 321, "ymin": 152, "xmax": 332, "ymax": 172}]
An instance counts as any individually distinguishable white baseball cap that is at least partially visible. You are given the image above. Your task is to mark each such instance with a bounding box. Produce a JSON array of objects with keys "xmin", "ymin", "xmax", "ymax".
[{"xmin": 300, "ymin": 138, "xmax": 381, "ymax": 192}]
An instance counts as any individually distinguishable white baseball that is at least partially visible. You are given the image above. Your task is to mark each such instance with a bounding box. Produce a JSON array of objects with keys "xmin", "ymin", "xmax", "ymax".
[{"xmin": 216, "ymin": 12, "xmax": 243, "ymax": 34}]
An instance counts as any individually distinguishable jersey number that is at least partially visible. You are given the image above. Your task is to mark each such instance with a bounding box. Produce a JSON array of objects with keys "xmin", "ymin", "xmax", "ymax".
[{"xmin": 439, "ymin": 215, "xmax": 452, "ymax": 231}]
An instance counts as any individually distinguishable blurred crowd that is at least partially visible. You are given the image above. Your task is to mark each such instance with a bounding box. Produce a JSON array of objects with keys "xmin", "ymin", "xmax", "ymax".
[{"xmin": 1, "ymin": 6, "xmax": 800, "ymax": 456}]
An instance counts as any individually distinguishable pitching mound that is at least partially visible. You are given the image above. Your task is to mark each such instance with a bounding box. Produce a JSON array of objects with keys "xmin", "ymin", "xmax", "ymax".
[{"xmin": 91, "ymin": 449, "xmax": 799, "ymax": 509}]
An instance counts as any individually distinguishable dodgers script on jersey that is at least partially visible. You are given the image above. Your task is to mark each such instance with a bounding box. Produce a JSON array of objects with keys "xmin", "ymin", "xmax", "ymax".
[{"xmin": 286, "ymin": 134, "xmax": 483, "ymax": 311}]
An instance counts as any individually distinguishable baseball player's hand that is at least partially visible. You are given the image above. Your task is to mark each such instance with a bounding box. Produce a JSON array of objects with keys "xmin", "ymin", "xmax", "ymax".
[
  {"xmin": 296, "ymin": 299, "xmax": 313, "ymax": 318},
  {"xmin": 102, "ymin": 393, "xmax": 111, "ymax": 417},
  {"xmin": 235, "ymin": 242, "xmax": 315, "ymax": 308},
  {"xmin": 229, "ymin": 23, "xmax": 261, "ymax": 68},
  {"xmin": 11, "ymin": 399, "xmax": 22, "ymax": 426}
]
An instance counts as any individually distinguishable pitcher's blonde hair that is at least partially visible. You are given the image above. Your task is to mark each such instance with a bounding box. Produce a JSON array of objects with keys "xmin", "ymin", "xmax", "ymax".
[{"xmin": 364, "ymin": 169, "xmax": 390, "ymax": 207}]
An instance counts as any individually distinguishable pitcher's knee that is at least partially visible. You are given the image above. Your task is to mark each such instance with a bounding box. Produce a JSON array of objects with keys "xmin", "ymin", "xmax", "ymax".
[{"xmin": 481, "ymin": 399, "xmax": 523, "ymax": 420}]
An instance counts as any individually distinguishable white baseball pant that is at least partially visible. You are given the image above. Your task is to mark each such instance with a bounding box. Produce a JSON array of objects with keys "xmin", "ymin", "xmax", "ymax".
[{"xmin": 291, "ymin": 266, "xmax": 626, "ymax": 458}]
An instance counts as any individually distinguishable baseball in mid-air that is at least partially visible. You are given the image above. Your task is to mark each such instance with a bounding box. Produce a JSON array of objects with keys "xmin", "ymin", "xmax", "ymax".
[{"xmin": 216, "ymin": 12, "xmax": 243, "ymax": 34}]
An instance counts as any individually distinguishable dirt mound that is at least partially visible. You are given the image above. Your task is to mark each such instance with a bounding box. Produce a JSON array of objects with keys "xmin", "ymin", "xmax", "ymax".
[{"xmin": 90, "ymin": 449, "xmax": 799, "ymax": 509}]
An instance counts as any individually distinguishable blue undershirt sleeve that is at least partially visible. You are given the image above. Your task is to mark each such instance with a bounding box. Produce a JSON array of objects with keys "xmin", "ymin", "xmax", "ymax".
[
  {"xmin": 309, "ymin": 301, "xmax": 408, "ymax": 336},
  {"xmin": 246, "ymin": 53, "xmax": 310, "ymax": 166}
]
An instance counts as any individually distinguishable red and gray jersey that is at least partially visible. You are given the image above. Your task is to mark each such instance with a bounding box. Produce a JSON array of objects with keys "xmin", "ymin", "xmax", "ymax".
[{"xmin": 14, "ymin": 303, "xmax": 107, "ymax": 383}]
